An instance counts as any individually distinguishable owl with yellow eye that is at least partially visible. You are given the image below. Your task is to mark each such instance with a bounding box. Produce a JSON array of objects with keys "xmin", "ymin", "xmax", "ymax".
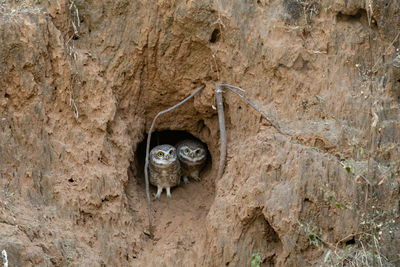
[
  {"xmin": 176, "ymin": 139, "xmax": 207, "ymax": 184},
  {"xmin": 149, "ymin": 144, "xmax": 181, "ymax": 199}
]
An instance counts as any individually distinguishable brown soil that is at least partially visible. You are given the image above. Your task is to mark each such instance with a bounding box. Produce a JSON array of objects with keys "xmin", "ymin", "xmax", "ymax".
[
  {"xmin": 1, "ymin": 0, "xmax": 400, "ymax": 266},
  {"xmin": 128, "ymin": 165, "xmax": 214, "ymax": 265}
]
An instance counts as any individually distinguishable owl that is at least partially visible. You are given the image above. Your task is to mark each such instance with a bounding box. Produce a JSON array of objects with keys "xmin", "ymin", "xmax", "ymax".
[
  {"xmin": 176, "ymin": 139, "xmax": 207, "ymax": 184},
  {"xmin": 149, "ymin": 144, "xmax": 181, "ymax": 199}
]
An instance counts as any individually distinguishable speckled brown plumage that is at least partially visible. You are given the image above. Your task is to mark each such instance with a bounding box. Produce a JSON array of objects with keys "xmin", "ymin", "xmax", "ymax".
[
  {"xmin": 176, "ymin": 139, "xmax": 207, "ymax": 183},
  {"xmin": 149, "ymin": 144, "xmax": 181, "ymax": 199}
]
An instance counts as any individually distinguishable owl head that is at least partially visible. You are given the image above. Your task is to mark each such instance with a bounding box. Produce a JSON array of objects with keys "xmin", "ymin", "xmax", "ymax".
[
  {"xmin": 177, "ymin": 139, "xmax": 207, "ymax": 164},
  {"xmin": 150, "ymin": 144, "xmax": 177, "ymax": 166}
]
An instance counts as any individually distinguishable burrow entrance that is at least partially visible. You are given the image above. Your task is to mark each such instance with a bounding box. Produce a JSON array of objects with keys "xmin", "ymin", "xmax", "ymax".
[
  {"xmin": 133, "ymin": 130, "xmax": 212, "ymax": 188},
  {"xmin": 127, "ymin": 130, "xmax": 215, "ymax": 261}
]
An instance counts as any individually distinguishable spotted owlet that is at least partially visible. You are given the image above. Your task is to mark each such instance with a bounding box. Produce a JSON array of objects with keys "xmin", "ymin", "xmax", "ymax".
[
  {"xmin": 149, "ymin": 144, "xmax": 181, "ymax": 199},
  {"xmin": 176, "ymin": 139, "xmax": 207, "ymax": 184}
]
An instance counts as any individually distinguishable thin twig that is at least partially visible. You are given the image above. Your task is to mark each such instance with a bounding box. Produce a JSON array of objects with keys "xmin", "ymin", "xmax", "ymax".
[
  {"xmin": 144, "ymin": 85, "xmax": 205, "ymax": 237},
  {"xmin": 334, "ymin": 232, "xmax": 366, "ymax": 249},
  {"xmin": 69, "ymin": 91, "xmax": 79, "ymax": 120},
  {"xmin": 371, "ymin": 30, "xmax": 400, "ymax": 73},
  {"xmin": 221, "ymin": 83, "xmax": 287, "ymax": 135},
  {"xmin": 360, "ymin": 241, "xmax": 368, "ymax": 265},
  {"xmin": 373, "ymin": 235, "xmax": 383, "ymax": 267}
]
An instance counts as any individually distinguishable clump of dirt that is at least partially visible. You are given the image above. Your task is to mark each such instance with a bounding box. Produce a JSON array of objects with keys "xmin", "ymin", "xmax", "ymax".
[{"xmin": 1, "ymin": 0, "xmax": 400, "ymax": 266}]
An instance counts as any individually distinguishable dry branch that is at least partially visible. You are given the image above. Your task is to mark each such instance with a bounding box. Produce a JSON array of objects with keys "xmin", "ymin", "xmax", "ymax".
[{"xmin": 221, "ymin": 84, "xmax": 286, "ymax": 135}]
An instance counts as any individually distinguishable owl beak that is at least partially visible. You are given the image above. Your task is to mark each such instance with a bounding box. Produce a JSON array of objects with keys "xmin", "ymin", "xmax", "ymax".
[{"xmin": 165, "ymin": 155, "xmax": 170, "ymax": 160}]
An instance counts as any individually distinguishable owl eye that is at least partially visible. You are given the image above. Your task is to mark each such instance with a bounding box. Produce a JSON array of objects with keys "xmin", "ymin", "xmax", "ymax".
[
  {"xmin": 195, "ymin": 149, "xmax": 201, "ymax": 155},
  {"xmin": 184, "ymin": 148, "xmax": 190, "ymax": 154},
  {"xmin": 169, "ymin": 150, "xmax": 174, "ymax": 155},
  {"xmin": 157, "ymin": 151, "xmax": 164, "ymax": 157}
]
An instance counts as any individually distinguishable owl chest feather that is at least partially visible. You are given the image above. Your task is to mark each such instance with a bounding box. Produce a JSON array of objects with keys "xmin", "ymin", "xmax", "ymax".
[
  {"xmin": 149, "ymin": 160, "xmax": 181, "ymax": 187},
  {"xmin": 180, "ymin": 158, "xmax": 206, "ymax": 175}
]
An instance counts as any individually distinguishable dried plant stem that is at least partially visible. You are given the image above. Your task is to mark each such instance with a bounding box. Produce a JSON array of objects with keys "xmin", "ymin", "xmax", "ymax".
[
  {"xmin": 69, "ymin": 91, "xmax": 79, "ymax": 119},
  {"xmin": 144, "ymin": 85, "xmax": 205, "ymax": 236},
  {"xmin": 221, "ymin": 83, "xmax": 286, "ymax": 135},
  {"xmin": 371, "ymin": 30, "xmax": 400, "ymax": 73},
  {"xmin": 69, "ymin": 0, "xmax": 80, "ymax": 37}
]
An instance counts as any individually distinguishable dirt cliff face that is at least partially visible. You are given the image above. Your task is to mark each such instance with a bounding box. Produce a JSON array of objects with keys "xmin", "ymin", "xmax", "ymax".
[{"xmin": 0, "ymin": 0, "xmax": 399, "ymax": 266}]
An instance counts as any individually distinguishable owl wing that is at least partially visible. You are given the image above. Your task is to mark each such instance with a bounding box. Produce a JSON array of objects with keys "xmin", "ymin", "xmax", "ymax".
[{"xmin": 149, "ymin": 162, "xmax": 163, "ymax": 186}]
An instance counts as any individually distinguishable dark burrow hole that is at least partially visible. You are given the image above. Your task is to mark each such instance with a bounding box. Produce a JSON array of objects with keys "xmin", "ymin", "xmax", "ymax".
[
  {"xmin": 346, "ymin": 237, "xmax": 356, "ymax": 245},
  {"xmin": 209, "ymin": 28, "xmax": 221, "ymax": 43},
  {"xmin": 68, "ymin": 178, "xmax": 74, "ymax": 183},
  {"xmin": 283, "ymin": 0, "xmax": 303, "ymax": 20},
  {"xmin": 133, "ymin": 130, "xmax": 211, "ymax": 185},
  {"xmin": 264, "ymin": 218, "xmax": 281, "ymax": 243},
  {"xmin": 4, "ymin": 93, "xmax": 10, "ymax": 98},
  {"xmin": 336, "ymin": 9, "xmax": 378, "ymax": 27},
  {"xmin": 238, "ymin": 214, "xmax": 282, "ymax": 266},
  {"xmin": 337, "ymin": 10, "xmax": 363, "ymax": 21}
]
